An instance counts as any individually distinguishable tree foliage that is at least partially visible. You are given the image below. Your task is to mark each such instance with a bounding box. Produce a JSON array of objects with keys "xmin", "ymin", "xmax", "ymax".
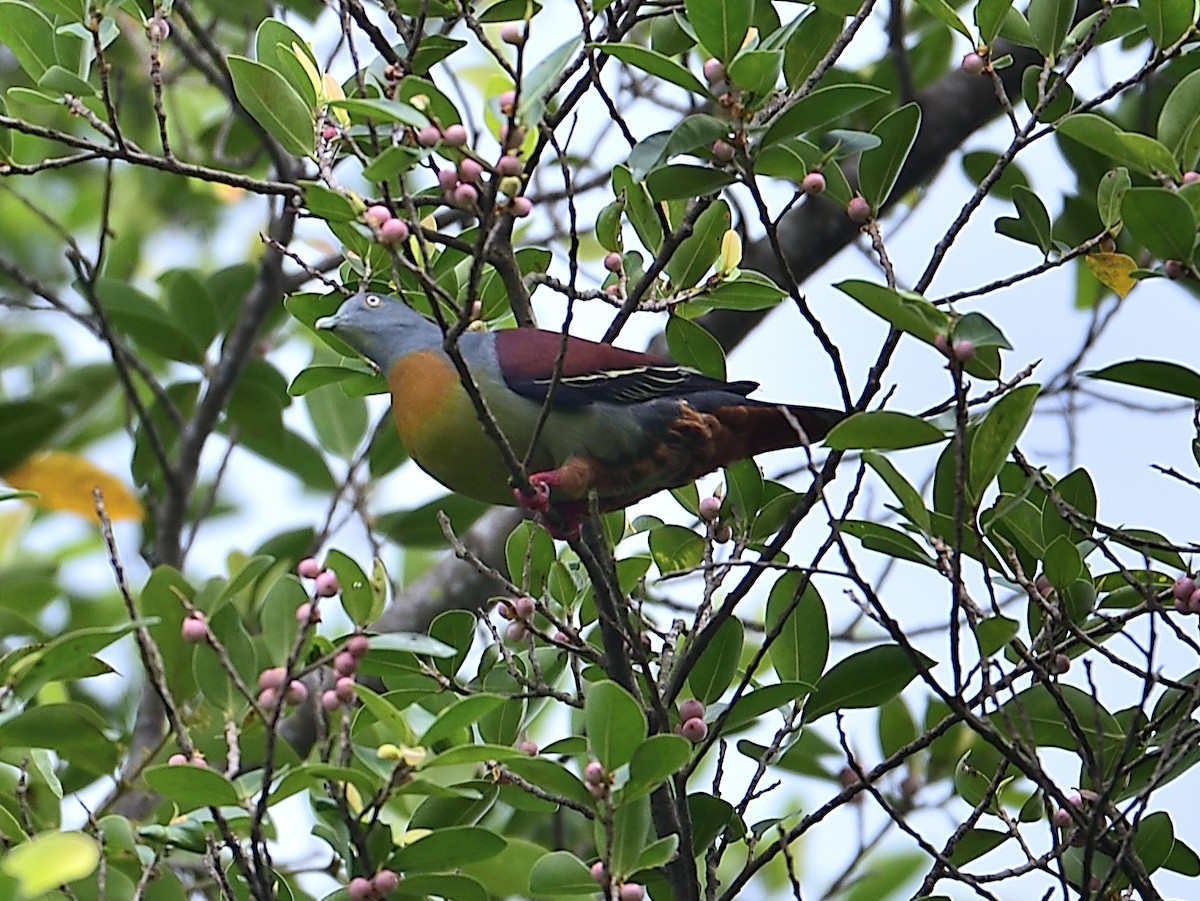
[{"xmin": 1, "ymin": 0, "xmax": 1200, "ymax": 899}]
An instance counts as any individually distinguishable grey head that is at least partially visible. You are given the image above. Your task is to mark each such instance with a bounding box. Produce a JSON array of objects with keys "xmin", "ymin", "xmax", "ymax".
[{"xmin": 315, "ymin": 293, "xmax": 443, "ymax": 372}]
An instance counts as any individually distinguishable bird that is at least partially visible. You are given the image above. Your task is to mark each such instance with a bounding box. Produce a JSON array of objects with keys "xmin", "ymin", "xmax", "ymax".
[{"xmin": 316, "ymin": 293, "xmax": 844, "ymax": 536}]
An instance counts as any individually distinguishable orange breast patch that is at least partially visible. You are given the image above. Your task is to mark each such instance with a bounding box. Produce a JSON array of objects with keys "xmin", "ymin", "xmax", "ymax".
[{"xmin": 387, "ymin": 350, "xmax": 460, "ymax": 446}]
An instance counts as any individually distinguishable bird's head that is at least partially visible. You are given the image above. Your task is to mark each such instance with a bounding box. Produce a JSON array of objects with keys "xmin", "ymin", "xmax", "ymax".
[{"xmin": 315, "ymin": 293, "xmax": 442, "ymax": 371}]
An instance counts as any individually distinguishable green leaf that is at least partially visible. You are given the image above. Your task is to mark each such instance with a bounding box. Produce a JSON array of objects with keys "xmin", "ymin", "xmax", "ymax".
[
  {"xmin": 529, "ymin": 851, "xmax": 596, "ymax": 895},
  {"xmin": 859, "ymin": 103, "xmax": 921, "ymax": 210},
  {"xmin": 324, "ymin": 549, "xmax": 380, "ymax": 625},
  {"xmin": 255, "ymin": 18, "xmax": 318, "ymax": 107},
  {"xmin": 764, "ymin": 571, "xmax": 829, "ymax": 687},
  {"xmin": 784, "ymin": 9, "xmax": 844, "ymax": 89},
  {"xmin": 645, "ymin": 164, "xmax": 737, "ymax": 202},
  {"xmin": 1, "ymin": 831, "xmax": 99, "ymax": 897},
  {"xmin": 635, "ymin": 834, "xmax": 680, "ymax": 871},
  {"xmin": 1086, "ymin": 359, "xmax": 1200, "ymax": 401},
  {"xmin": 329, "ymin": 97, "xmax": 428, "ymax": 128},
  {"xmin": 911, "ymin": 0, "xmax": 972, "ymax": 38},
  {"xmin": 692, "ymin": 270, "xmax": 787, "ymax": 313},
  {"xmin": 804, "ymin": 645, "xmax": 935, "ymax": 722},
  {"xmin": 686, "ymin": 0, "xmax": 751, "ymax": 61},
  {"xmin": 227, "ymin": 55, "xmax": 315, "ymax": 158},
  {"xmin": 7, "ymin": 621, "xmax": 144, "ymax": 702},
  {"xmin": 961, "ymin": 150, "xmax": 1030, "ymax": 201},
  {"xmin": 974, "ymin": 615, "xmax": 1019, "ymax": 657},
  {"xmin": 976, "ymin": 0, "xmax": 1016, "ymax": 43},
  {"xmin": 143, "ymin": 764, "xmax": 241, "ymax": 810},
  {"xmin": 761, "ymin": 84, "xmax": 890, "ymax": 149},
  {"xmin": 1096, "ymin": 167, "xmax": 1131, "ymax": 230},
  {"xmin": 1122, "ymin": 187, "xmax": 1197, "ymax": 260},
  {"xmin": 0, "ymin": 400, "xmax": 64, "ymax": 473},
  {"xmin": 0, "ymin": 703, "xmax": 118, "ymax": 775},
  {"xmin": 585, "ymin": 680, "xmax": 646, "ymax": 769},
  {"xmin": 593, "ymin": 44, "xmax": 709, "ymax": 97},
  {"xmin": 877, "ymin": 697, "xmax": 918, "ymax": 758},
  {"xmin": 825, "ymin": 411, "xmax": 945, "ymax": 451},
  {"xmin": 949, "ymin": 827, "xmax": 1008, "ymax": 866},
  {"xmin": 391, "ymin": 826, "xmax": 506, "ymax": 871},
  {"xmin": 863, "ymin": 451, "xmax": 932, "ymax": 534},
  {"xmin": 305, "ymin": 383, "xmax": 368, "ymax": 459},
  {"xmin": 688, "ymin": 616, "xmax": 744, "ymax": 704},
  {"xmin": 518, "ymin": 36, "xmax": 579, "ymax": 122},
  {"xmin": 419, "ymin": 694, "xmax": 507, "ymax": 746},
  {"xmin": 612, "ymin": 165, "xmax": 664, "ymax": 252},
  {"xmin": 649, "ymin": 524, "xmax": 705, "ymax": 575},
  {"xmin": 288, "ymin": 363, "xmax": 380, "ymax": 396},
  {"xmin": 666, "ymin": 316, "xmax": 726, "ymax": 379},
  {"xmin": 721, "ymin": 682, "xmax": 812, "ymax": 732},
  {"xmin": 839, "ymin": 520, "xmax": 937, "ymax": 567},
  {"xmin": 728, "ymin": 49, "xmax": 783, "ymax": 97},
  {"xmin": 1027, "ymin": 0, "xmax": 1076, "ymax": 57},
  {"xmin": 375, "ymin": 494, "xmax": 489, "ymax": 548},
  {"xmin": 624, "ymin": 735, "xmax": 691, "ymax": 798},
  {"xmin": 1132, "ymin": 810, "xmax": 1175, "ymax": 875},
  {"xmin": 0, "ymin": 2, "xmax": 56, "ymax": 81},
  {"xmin": 1137, "ymin": 0, "xmax": 1193, "ymax": 49},
  {"xmin": 1058, "ymin": 113, "xmax": 1180, "ymax": 179},
  {"xmin": 835, "ymin": 279, "xmax": 947, "ymax": 344},
  {"xmin": 968, "ymin": 384, "xmax": 1039, "ymax": 502},
  {"xmin": 991, "ymin": 683, "xmax": 1123, "ymax": 752},
  {"xmin": 1158, "ymin": 70, "xmax": 1200, "ymax": 164},
  {"xmin": 93, "ymin": 278, "xmax": 205, "ymax": 364},
  {"xmin": 665, "ymin": 199, "xmax": 730, "ymax": 291},
  {"xmin": 996, "ymin": 185, "xmax": 1054, "ymax": 255}
]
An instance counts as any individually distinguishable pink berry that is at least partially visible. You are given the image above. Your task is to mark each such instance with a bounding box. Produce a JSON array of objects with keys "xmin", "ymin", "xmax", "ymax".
[
  {"xmin": 322, "ymin": 125, "xmax": 339, "ymax": 141},
  {"xmin": 181, "ymin": 615, "xmax": 207, "ymax": 643},
  {"xmin": 453, "ymin": 183, "xmax": 479, "ymax": 206},
  {"xmin": 285, "ymin": 680, "xmax": 308, "ymax": 705},
  {"xmin": 1051, "ymin": 653, "xmax": 1071, "ymax": 674},
  {"xmin": 619, "ymin": 884, "xmax": 645, "ymax": 901},
  {"xmin": 847, "ymin": 196, "xmax": 871, "ymax": 222},
  {"xmin": 347, "ymin": 877, "xmax": 374, "ymax": 901},
  {"xmin": 496, "ymin": 154, "xmax": 523, "ymax": 176},
  {"xmin": 379, "ymin": 218, "xmax": 409, "ymax": 244},
  {"xmin": 372, "ymin": 870, "xmax": 399, "ymax": 894},
  {"xmin": 590, "ymin": 861, "xmax": 606, "ymax": 884},
  {"xmin": 437, "ymin": 168, "xmax": 459, "ymax": 191},
  {"xmin": 335, "ymin": 676, "xmax": 357, "ymax": 702},
  {"xmin": 259, "ymin": 687, "xmax": 280, "ymax": 708},
  {"xmin": 680, "ymin": 717, "xmax": 708, "ymax": 742},
  {"xmin": 553, "ymin": 630, "xmax": 571, "ymax": 644},
  {"xmin": 147, "ymin": 16, "xmax": 170, "ymax": 41},
  {"xmin": 512, "ymin": 595, "xmax": 536, "ymax": 620},
  {"xmin": 1175, "ymin": 595, "xmax": 1189, "ymax": 613},
  {"xmin": 587, "ymin": 780, "xmax": 607, "ymax": 799},
  {"xmin": 1035, "ymin": 574, "xmax": 1053, "ymax": 596},
  {"xmin": 297, "ymin": 557, "xmax": 322, "ymax": 579},
  {"xmin": 802, "ymin": 172, "xmax": 826, "ymax": 195},
  {"xmin": 497, "ymin": 90, "xmax": 516, "ymax": 114},
  {"xmin": 364, "ymin": 205, "xmax": 391, "ymax": 228},
  {"xmin": 504, "ymin": 620, "xmax": 528, "ymax": 642},
  {"xmin": 952, "ymin": 339, "xmax": 976, "ymax": 362},
  {"xmin": 458, "ymin": 158, "xmax": 484, "ymax": 183},
  {"xmin": 519, "ymin": 739, "xmax": 539, "ymax": 755},
  {"xmin": 604, "ymin": 251, "xmax": 623, "ymax": 273},
  {"xmin": 334, "ymin": 651, "xmax": 358, "ymax": 676},
  {"xmin": 500, "ymin": 22, "xmax": 525, "ymax": 45},
  {"xmin": 295, "ymin": 602, "xmax": 321, "ymax": 624},
  {"xmin": 258, "ymin": 667, "xmax": 286, "ymax": 690},
  {"xmin": 1165, "ymin": 259, "xmax": 1187, "ymax": 279},
  {"xmin": 711, "ymin": 139, "xmax": 735, "ymax": 162},
  {"xmin": 961, "ymin": 52, "xmax": 986, "ymax": 75},
  {"xmin": 442, "ymin": 123, "xmax": 468, "ymax": 147},
  {"xmin": 698, "ymin": 496, "xmax": 721, "ymax": 522},
  {"xmin": 416, "ymin": 125, "xmax": 441, "ymax": 147},
  {"xmin": 315, "ymin": 570, "xmax": 339, "ymax": 597},
  {"xmin": 702, "ymin": 58, "xmax": 725, "ymax": 84},
  {"xmin": 168, "ymin": 753, "xmax": 188, "ymax": 766},
  {"xmin": 679, "ymin": 698, "xmax": 705, "ymax": 721},
  {"xmin": 1188, "ymin": 587, "xmax": 1200, "ymax": 614},
  {"xmin": 1068, "ymin": 792, "xmax": 1082, "ymax": 807},
  {"xmin": 1172, "ymin": 576, "xmax": 1195, "ymax": 601},
  {"xmin": 1053, "ymin": 806, "xmax": 1073, "ymax": 828},
  {"xmin": 321, "ymin": 690, "xmax": 341, "ymax": 711},
  {"xmin": 584, "ymin": 761, "xmax": 605, "ymax": 785},
  {"xmin": 933, "ymin": 333, "xmax": 950, "ymax": 355},
  {"xmin": 1182, "ymin": 171, "xmax": 1199, "ymax": 185},
  {"xmin": 346, "ymin": 634, "xmax": 370, "ymax": 658},
  {"xmin": 510, "ymin": 196, "xmax": 532, "ymax": 217}
]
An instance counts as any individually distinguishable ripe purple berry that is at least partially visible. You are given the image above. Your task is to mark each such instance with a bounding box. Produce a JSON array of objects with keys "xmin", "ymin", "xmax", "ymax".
[
  {"xmin": 500, "ymin": 22, "xmax": 526, "ymax": 45},
  {"xmin": 315, "ymin": 570, "xmax": 339, "ymax": 597},
  {"xmin": 181, "ymin": 614, "xmax": 207, "ymax": 643},
  {"xmin": 415, "ymin": 125, "xmax": 442, "ymax": 147},
  {"xmin": 590, "ymin": 861, "xmax": 606, "ymax": 884},
  {"xmin": 168, "ymin": 753, "xmax": 188, "ymax": 766},
  {"xmin": 519, "ymin": 739, "xmax": 539, "ymax": 755},
  {"xmin": 847, "ymin": 196, "xmax": 871, "ymax": 223},
  {"xmin": 364, "ymin": 205, "xmax": 392, "ymax": 229},
  {"xmin": 1188, "ymin": 587, "xmax": 1200, "ymax": 614},
  {"xmin": 1164, "ymin": 259, "xmax": 1187, "ymax": 279},
  {"xmin": 619, "ymin": 884, "xmax": 646, "ymax": 901},
  {"xmin": 453, "ymin": 183, "xmax": 479, "ymax": 206},
  {"xmin": 680, "ymin": 717, "xmax": 708, "ymax": 742},
  {"xmin": 321, "ymin": 125, "xmax": 340, "ymax": 141},
  {"xmin": 952, "ymin": 339, "xmax": 976, "ymax": 362},
  {"xmin": 442, "ymin": 123, "xmax": 468, "ymax": 147},
  {"xmin": 334, "ymin": 651, "xmax": 358, "ymax": 676},
  {"xmin": 702, "ymin": 58, "xmax": 726, "ymax": 84},
  {"xmin": 321, "ymin": 689, "xmax": 341, "ymax": 711},
  {"xmin": 437, "ymin": 168, "xmax": 459, "ymax": 192},
  {"xmin": 679, "ymin": 698, "xmax": 705, "ymax": 721},
  {"xmin": 285, "ymin": 680, "xmax": 308, "ymax": 705},
  {"xmin": 379, "ymin": 218, "xmax": 409, "ymax": 244},
  {"xmin": 604, "ymin": 251, "xmax": 623, "ymax": 273},
  {"xmin": 258, "ymin": 667, "xmax": 286, "ymax": 690},
  {"xmin": 147, "ymin": 16, "xmax": 170, "ymax": 41},
  {"xmin": 372, "ymin": 870, "xmax": 399, "ymax": 894},
  {"xmin": 802, "ymin": 172, "xmax": 826, "ymax": 195},
  {"xmin": 335, "ymin": 676, "xmax": 357, "ymax": 702},
  {"xmin": 1053, "ymin": 806, "xmax": 1073, "ymax": 828},
  {"xmin": 509, "ymin": 195, "xmax": 533, "ymax": 217},
  {"xmin": 512, "ymin": 595, "xmax": 536, "ymax": 620},
  {"xmin": 297, "ymin": 557, "xmax": 322, "ymax": 579},
  {"xmin": 258, "ymin": 687, "xmax": 280, "ymax": 708},
  {"xmin": 346, "ymin": 634, "xmax": 370, "ymax": 658},
  {"xmin": 497, "ymin": 90, "xmax": 517, "ymax": 114},
  {"xmin": 347, "ymin": 877, "xmax": 374, "ymax": 901},
  {"xmin": 711, "ymin": 139, "xmax": 735, "ymax": 162},
  {"xmin": 496, "ymin": 154, "xmax": 523, "ymax": 176},
  {"xmin": 458, "ymin": 158, "xmax": 484, "ymax": 183},
  {"xmin": 295, "ymin": 602, "xmax": 321, "ymax": 624},
  {"xmin": 504, "ymin": 620, "xmax": 527, "ymax": 642},
  {"xmin": 584, "ymin": 761, "xmax": 606, "ymax": 785},
  {"xmin": 1172, "ymin": 576, "xmax": 1195, "ymax": 601},
  {"xmin": 1183, "ymin": 171, "xmax": 1200, "ymax": 185},
  {"xmin": 961, "ymin": 52, "xmax": 986, "ymax": 75},
  {"xmin": 698, "ymin": 496, "xmax": 721, "ymax": 522}
]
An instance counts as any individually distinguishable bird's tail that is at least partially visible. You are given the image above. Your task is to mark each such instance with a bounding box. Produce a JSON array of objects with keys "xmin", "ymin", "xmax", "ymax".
[{"xmin": 711, "ymin": 402, "xmax": 845, "ymax": 459}]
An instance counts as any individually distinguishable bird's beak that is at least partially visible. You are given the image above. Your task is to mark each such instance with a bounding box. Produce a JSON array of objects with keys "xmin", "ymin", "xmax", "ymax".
[{"xmin": 314, "ymin": 313, "xmax": 339, "ymax": 331}]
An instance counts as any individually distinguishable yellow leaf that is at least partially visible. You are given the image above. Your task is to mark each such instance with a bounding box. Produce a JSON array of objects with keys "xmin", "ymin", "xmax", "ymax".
[
  {"xmin": 321, "ymin": 72, "xmax": 349, "ymax": 127},
  {"xmin": 291, "ymin": 42, "xmax": 323, "ymax": 101},
  {"xmin": 718, "ymin": 229, "xmax": 742, "ymax": 276},
  {"xmin": 2, "ymin": 831, "xmax": 99, "ymax": 898},
  {"xmin": 3, "ymin": 452, "xmax": 144, "ymax": 522},
  {"xmin": 1084, "ymin": 252, "xmax": 1137, "ymax": 299}
]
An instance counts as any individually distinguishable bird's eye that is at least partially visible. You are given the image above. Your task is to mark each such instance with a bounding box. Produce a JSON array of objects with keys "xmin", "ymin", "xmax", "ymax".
[{"xmin": 364, "ymin": 295, "xmax": 382, "ymax": 308}]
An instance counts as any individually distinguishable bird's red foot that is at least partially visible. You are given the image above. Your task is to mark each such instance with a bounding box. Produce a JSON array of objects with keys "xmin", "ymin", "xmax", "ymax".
[
  {"xmin": 539, "ymin": 511, "xmax": 581, "ymax": 540},
  {"xmin": 513, "ymin": 471, "xmax": 560, "ymax": 513}
]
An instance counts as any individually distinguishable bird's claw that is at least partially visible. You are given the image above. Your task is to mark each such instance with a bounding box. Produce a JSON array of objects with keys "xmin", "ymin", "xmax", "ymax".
[{"xmin": 513, "ymin": 475, "xmax": 552, "ymax": 513}]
